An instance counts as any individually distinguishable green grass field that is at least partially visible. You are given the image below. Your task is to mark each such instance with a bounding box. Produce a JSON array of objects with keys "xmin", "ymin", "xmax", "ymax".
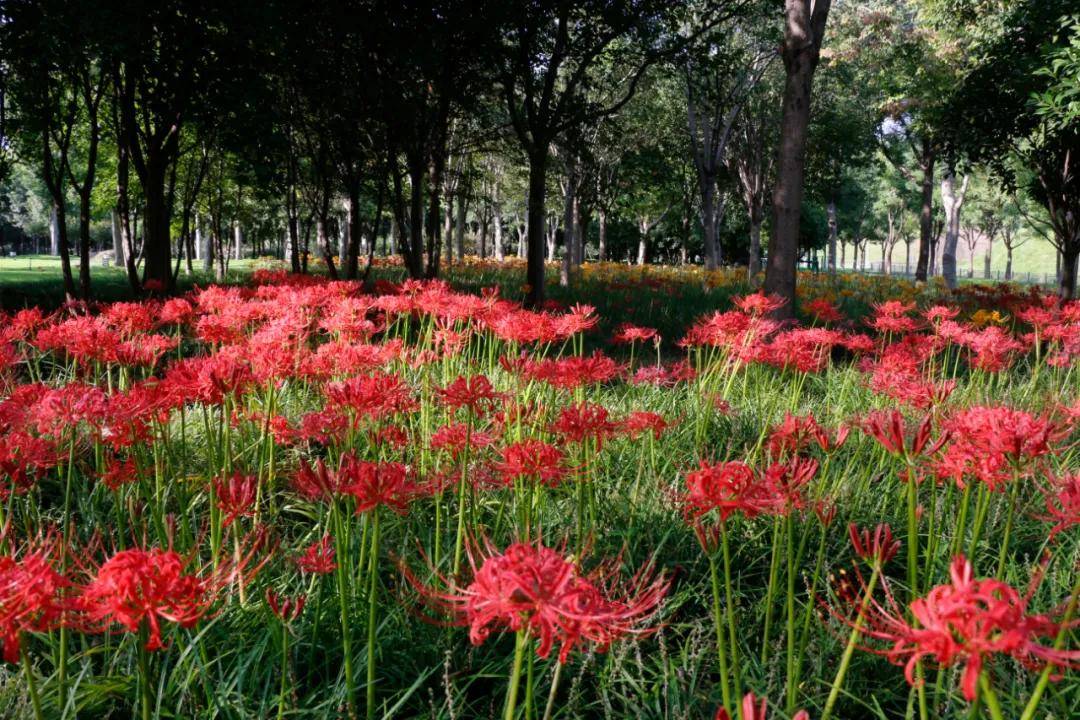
[{"xmin": 0, "ymin": 255, "xmax": 258, "ymax": 310}]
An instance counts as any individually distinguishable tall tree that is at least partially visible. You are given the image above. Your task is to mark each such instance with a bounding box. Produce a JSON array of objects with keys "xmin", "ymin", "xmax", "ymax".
[
  {"xmin": 944, "ymin": 1, "xmax": 1080, "ymax": 298},
  {"xmin": 498, "ymin": 1, "xmax": 730, "ymax": 306},
  {"xmin": 763, "ymin": 0, "xmax": 832, "ymax": 317}
]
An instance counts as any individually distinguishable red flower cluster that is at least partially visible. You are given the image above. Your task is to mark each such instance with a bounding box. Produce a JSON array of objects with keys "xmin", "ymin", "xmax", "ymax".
[
  {"xmin": 0, "ymin": 539, "xmax": 68, "ymax": 663},
  {"xmin": 494, "ymin": 439, "xmax": 569, "ymax": 486},
  {"xmin": 836, "ymin": 556, "xmax": 1080, "ymax": 701},
  {"xmin": 414, "ymin": 540, "xmax": 668, "ymax": 663}
]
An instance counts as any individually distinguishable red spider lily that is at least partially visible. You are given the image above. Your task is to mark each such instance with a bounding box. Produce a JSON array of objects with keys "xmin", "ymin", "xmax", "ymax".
[
  {"xmin": 0, "ymin": 538, "xmax": 69, "ymax": 663},
  {"xmin": 813, "ymin": 499, "xmax": 838, "ymax": 527},
  {"xmin": 762, "ymin": 457, "xmax": 819, "ymax": 511},
  {"xmin": 76, "ymin": 540, "xmax": 265, "ymax": 651},
  {"xmin": 869, "ymin": 301, "xmax": 920, "ymax": 335},
  {"xmin": 102, "ymin": 301, "xmax": 158, "ymax": 336},
  {"xmin": 766, "ymin": 413, "xmax": 849, "ymax": 459},
  {"xmin": 1039, "ymin": 472, "xmax": 1080, "ymax": 538},
  {"xmin": 430, "ymin": 422, "xmax": 495, "ymax": 459},
  {"xmin": 733, "ymin": 292, "xmax": 786, "ymax": 317},
  {"xmin": 848, "ymin": 523, "xmax": 900, "ymax": 565},
  {"xmin": 33, "ymin": 316, "xmax": 123, "ymax": 365},
  {"xmin": 551, "ymin": 402, "xmax": 617, "ymax": 448},
  {"xmin": 408, "ymin": 539, "xmax": 668, "ymax": 663},
  {"xmin": 438, "ymin": 375, "xmax": 500, "ymax": 415},
  {"xmin": 828, "ymin": 556, "xmax": 1080, "ymax": 702},
  {"xmin": 682, "ymin": 461, "xmax": 780, "ymax": 534},
  {"xmin": 30, "ymin": 383, "xmax": 109, "ymax": 438},
  {"xmin": 933, "ymin": 406, "xmax": 1062, "ymax": 491},
  {"xmin": 487, "ymin": 309, "xmax": 561, "ymax": 344},
  {"xmin": 612, "ymin": 323, "xmax": 659, "ymax": 345},
  {"xmin": 715, "ymin": 692, "xmax": 809, "ymax": 720},
  {"xmin": 340, "ymin": 456, "xmax": 419, "ymax": 514},
  {"xmin": 923, "ymin": 305, "xmax": 960, "ymax": 325},
  {"xmin": 158, "ymin": 297, "xmax": 195, "ymax": 326},
  {"xmin": 291, "ymin": 459, "xmax": 338, "ymax": 501},
  {"xmin": 293, "ymin": 408, "xmax": 350, "ymax": 445},
  {"xmin": 493, "ymin": 440, "xmax": 569, "ymax": 487},
  {"xmin": 631, "ymin": 360, "xmax": 697, "ymax": 386},
  {"xmin": 0, "ymin": 431, "xmax": 61, "ymax": 496},
  {"xmin": 960, "ymin": 326, "xmax": 1026, "ymax": 372},
  {"xmin": 296, "ymin": 535, "xmax": 337, "ymax": 575},
  {"xmin": 619, "ymin": 411, "xmax": 672, "ymax": 440},
  {"xmin": 554, "ymin": 304, "xmax": 599, "ymax": 338},
  {"xmin": 861, "ymin": 410, "xmax": 947, "ymax": 462},
  {"xmin": 325, "ymin": 371, "xmax": 416, "ymax": 420},
  {"xmin": 761, "ymin": 328, "xmax": 842, "ymax": 374},
  {"xmin": 265, "ymin": 589, "xmax": 306, "ymax": 623},
  {"xmin": 520, "ymin": 352, "xmax": 621, "ymax": 389},
  {"xmin": 101, "ymin": 456, "xmax": 139, "ymax": 491},
  {"xmin": 214, "ymin": 473, "xmax": 259, "ymax": 527},
  {"xmin": 803, "ymin": 297, "xmax": 845, "ymax": 324},
  {"xmin": 300, "ymin": 340, "xmax": 400, "ymax": 379}
]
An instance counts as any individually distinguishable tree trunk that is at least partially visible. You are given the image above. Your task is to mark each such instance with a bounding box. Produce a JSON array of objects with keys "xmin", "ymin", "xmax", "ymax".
[
  {"xmin": 112, "ymin": 210, "xmax": 125, "ymax": 266},
  {"xmin": 49, "ymin": 206, "xmax": 60, "ymax": 256},
  {"xmin": 75, "ymin": 188, "xmax": 92, "ymax": 299},
  {"xmin": 141, "ymin": 162, "xmax": 173, "ymax": 292},
  {"xmin": 764, "ymin": 0, "xmax": 832, "ymax": 318},
  {"xmin": 598, "ymin": 208, "xmax": 608, "ymax": 262},
  {"xmin": 747, "ymin": 215, "xmax": 763, "ymax": 278},
  {"xmin": 940, "ymin": 171, "xmax": 968, "ymax": 290},
  {"xmin": 456, "ymin": 189, "xmax": 468, "ymax": 261},
  {"xmin": 559, "ymin": 165, "xmax": 576, "ymax": 287},
  {"xmin": 915, "ymin": 144, "xmax": 935, "ymax": 282},
  {"xmin": 701, "ymin": 183, "xmax": 718, "ymax": 270},
  {"xmin": 1061, "ymin": 245, "xmax": 1078, "ymax": 300},
  {"xmin": 346, "ymin": 187, "xmax": 362, "ymax": 279},
  {"xmin": 318, "ymin": 216, "xmax": 338, "ymax": 280},
  {"xmin": 442, "ymin": 201, "xmax": 454, "ymax": 266},
  {"xmin": 493, "ymin": 204, "xmax": 504, "ymax": 261},
  {"xmin": 234, "ymin": 222, "xmax": 243, "ymax": 261},
  {"xmin": 1005, "ymin": 246, "xmax": 1013, "ymax": 280},
  {"xmin": 525, "ymin": 151, "xmax": 549, "ymax": 307},
  {"xmin": 637, "ymin": 218, "xmax": 648, "ymax": 265},
  {"xmin": 826, "ymin": 198, "xmax": 837, "ymax": 273}
]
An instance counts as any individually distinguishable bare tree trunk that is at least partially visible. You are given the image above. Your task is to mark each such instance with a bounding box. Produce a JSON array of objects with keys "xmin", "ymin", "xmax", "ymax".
[
  {"xmin": 598, "ymin": 208, "xmax": 608, "ymax": 262},
  {"xmin": 493, "ymin": 204, "xmax": 504, "ymax": 261},
  {"xmin": 915, "ymin": 143, "xmax": 935, "ymax": 282},
  {"xmin": 49, "ymin": 206, "xmax": 60, "ymax": 256},
  {"xmin": 526, "ymin": 152, "xmax": 548, "ymax": 307},
  {"xmin": 442, "ymin": 201, "xmax": 454, "ymax": 265},
  {"xmin": 764, "ymin": 0, "xmax": 832, "ymax": 318},
  {"xmin": 112, "ymin": 210, "xmax": 125, "ymax": 266},
  {"xmin": 559, "ymin": 164, "xmax": 576, "ymax": 287},
  {"xmin": 318, "ymin": 215, "xmax": 338, "ymax": 280},
  {"xmin": 234, "ymin": 222, "xmax": 243, "ymax": 261},
  {"xmin": 940, "ymin": 170, "xmax": 969, "ymax": 290},
  {"xmin": 700, "ymin": 186, "xmax": 719, "ymax": 270},
  {"xmin": 637, "ymin": 218, "xmax": 649, "ymax": 265},
  {"xmin": 1061, "ymin": 246, "xmax": 1078, "ymax": 299},
  {"xmin": 1005, "ymin": 245, "xmax": 1013, "ymax": 280},
  {"xmin": 826, "ymin": 198, "xmax": 837, "ymax": 273},
  {"xmin": 456, "ymin": 189, "xmax": 467, "ymax": 261}
]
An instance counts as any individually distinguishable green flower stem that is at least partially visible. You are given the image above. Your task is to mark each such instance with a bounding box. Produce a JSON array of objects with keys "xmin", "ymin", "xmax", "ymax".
[
  {"xmin": 504, "ymin": 629, "xmax": 528, "ymax": 720},
  {"xmin": 978, "ymin": 673, "xmax": 1004, "ymax": 720},
  {"xmin": 20, "ymin": 644, "xmax": 44, "ymax": 720},
  {"xmin": 366, "ymin": 508, "xmax": 381, "ymax": 720},
  {"xmin": 821, "ymin": 562, "xmax": 882, "ymax": 720},
  {"xmin": 708, "ymin": 551, "xmax": 733, "ymax": 717},
  {"xmin": 1018, "ymin": 582, "xmax": 1080, "ymax": 720},
  {"xmin": 277, "ymin": 624, "xmax": 290, "ymax": 720}
]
